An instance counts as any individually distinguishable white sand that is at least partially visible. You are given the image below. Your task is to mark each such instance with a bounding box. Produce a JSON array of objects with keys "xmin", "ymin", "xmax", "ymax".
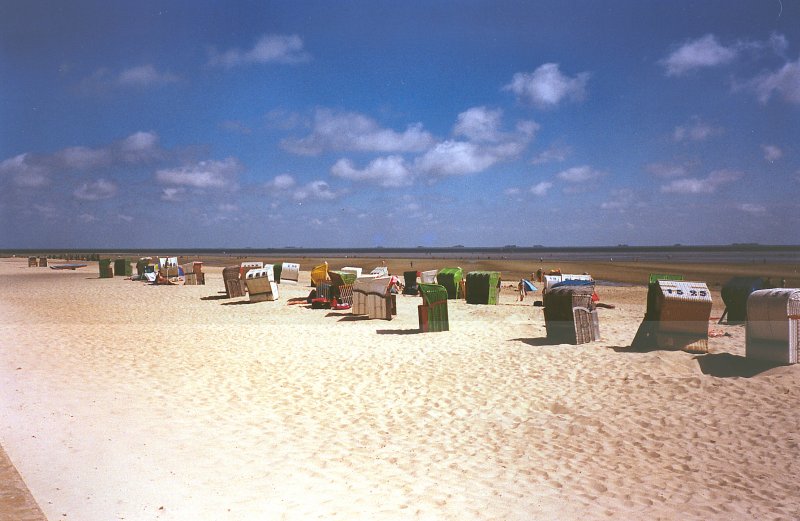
[{"xmin": 1, "ymin": 257, "xmax": 799, "ymax": 520}]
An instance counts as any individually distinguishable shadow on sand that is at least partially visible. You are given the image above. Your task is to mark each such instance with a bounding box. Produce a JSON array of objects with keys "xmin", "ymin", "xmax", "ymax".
[
  {"xmin": 376, "ymin": 328, "xmax": 422, "ymax": 335},
  {"xmin": 510, "ymin": 337, "xmax": 570, "ymax": 347},
  {"xmin": 695, "ymin": 353, "xmax": 786, "ymax": 378},
  {"xmin": 201, "ymin": 293, "xmax": 229, "ymax": 301}
]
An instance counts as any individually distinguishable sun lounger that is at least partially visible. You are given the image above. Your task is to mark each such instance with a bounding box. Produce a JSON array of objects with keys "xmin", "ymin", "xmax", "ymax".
[{"xmin": 746, "ymin": 288, "xmax": 800, "ymax": 364}]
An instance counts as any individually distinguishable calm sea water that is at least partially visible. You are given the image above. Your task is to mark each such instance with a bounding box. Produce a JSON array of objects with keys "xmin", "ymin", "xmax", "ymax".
[{"xmin": 9, "ymin": 246, "xmax": 798, "ymax": 265}]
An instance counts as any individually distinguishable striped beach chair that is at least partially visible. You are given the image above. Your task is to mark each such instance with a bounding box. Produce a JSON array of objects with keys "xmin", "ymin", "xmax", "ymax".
[{"xmin": 418, "ymin": 283, "xmax": 449, "ymax": 332}]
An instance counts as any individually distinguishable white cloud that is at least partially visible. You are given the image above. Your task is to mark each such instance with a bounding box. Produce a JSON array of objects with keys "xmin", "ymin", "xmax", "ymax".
[
  {"xmin": 281, "ymin": 109, "xmax": 433, "ymax": 155},
  {"xmin": 155, "ymin": 158, "xmax": 241, "ymax": 189},
  {"xmin": 0, "ymin": 153, "xmax": 49, "ymax": 187},
  {"xmin": 208, "ymin": 34, "xmax": 310, "ymax": 68},
  {"xmin": 33, "ymin": 204, "xmax": 58, "ymax": 219},
  {"xmin": 645, "ymin": 163, "xmax": 688, "ymax": 178},
  {"xmin": 292, "ymin": 180, "xmax": 338, "ymax": 201},
  {"xmin": 737, "ymin": 203, "xmax": 766, "ymax": 214},
  {"xmin": 78, "ymin": 213, "xmax": 98, "ymax": 223},
  {"xmin": 117, "ymin": 65, "xmax": 178, "ymax": 86},
  {"xmin": 117, "ymin": 214, "xmax": 134, "ymax": 222},
  {"xmin": 331, "ymin": 156, "xmax": 414, "ymax": 187},
  {"xmin": 749, "ymin": 57, "xmax": 800, "ymax": 104},
  {"xmin": 264, "ymin": 174, "xmax": 297, "ymax": 191},
  {"xmin": 556, "ymin": 165, "xmax": 606, "ymax": 183},
  {"xmin": 217, "ymin": 203, "xmax": 239, "ymax": 212},
  {"xmin": 530, "ymin": 181, "xmax": 553, "ymax": 196},
  {"xmin": 453, "ymin": 106, "xmax": 504, "ymax": 142},
  {"xmin": 673, "ymin": 117, "xmax": 722, "ymax": 142},
  {"xmin": 73, "ymin": 179, "xmax": 118, "ymax": 200},
  {"xmin": 531, "ymin": 145, "xmax": 570, "ymax": 165},
  {"xmin": 660, "ymin": 169, "xmax": 742, "ymax": 194},
  {"xmin": 504, "ymin": 187, "xmax": 521, "ymax": 197},
  {"xmin": 600, "ymin": 189, "xmax": 637, "ymax": 211},
  {"xmin": 662, "ymin": 34, "xmax": 737, "ymax": 76},
  {"xmin": 504, "ymin": 63, "xmax": 590, "ymax": 108},
  {"xmin": 762, "ymin": 144, "xmax": 783, "ymax": 162},
  {"xmin": 56, "ymin": 146, "xmax": 112, "ymax": 169},
  {"xmin": 161, "ymin": 187, "xmax": 186, "ymax": 202},
  {"xmin": 415, "ymin": 140, "xmax": 499, "ymax": 176}
]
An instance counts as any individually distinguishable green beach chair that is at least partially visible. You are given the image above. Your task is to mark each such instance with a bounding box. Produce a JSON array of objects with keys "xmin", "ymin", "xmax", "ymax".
[{"xmin": 418, "ymin": 283, "xmax": 449, "ymax": 332}]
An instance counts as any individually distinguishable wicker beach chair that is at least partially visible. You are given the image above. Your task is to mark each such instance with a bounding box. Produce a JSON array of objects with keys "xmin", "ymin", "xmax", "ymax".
[
  {"xmin": 721, "ymin": 277, "xmax": 766, "ymax": 323},
  {"xmin": 543, "ymin": 285, "xmax": 599, "ymax": 344},
  {"xmin": 403, "ymin": 271, "xmax": 420, "ymax": 295},
  {"xmin": 420, "ymin": 269, "xmax": 438, "ymax": 284},
  {"xmin": 182, "ymin": 262, "xmax": 205, "ymax": 285},
  {"xmin": 245, "ymin": 266, "xmax": 279, "ymax": 302},
  {"xmin": 279, "ymin": 262, "xmax": 300, "ymax": 284},
  {"xmin": 465, "ymin": 271, "xmax": 501, "ymax": 305},
  {"xmin": 114, "ymin": 259, "xmax": 132, "ymax": 277},
  {"xmin": 418, "ymin": 283, "xmax": 449, "ymax": 332},
  {"xmin": 745, "ymin": 289, "xmax": 800, "ymax": 364},
  {"xmin": 352, "ymin": 276, "xmax": 395, "ymax": 320},
  {"xmin": 223, "ymin": 265, "xmax": 246, "ymax": 298},
  {"xmin": 437, "ymin": 267, "xmax": 464, "ymax": 299},
  {"xmin": 28, "ymin": 257, "xmax": 38, "ymax": 267},
  {"xmin": 370, "ymin": 266, "xmax": 389, "ymax": 277},
  {"xmin": 311, "ymin": 262, "xmax": 329, "ymax": 288},
  {"xmin": 341, "ymin": 266, "xmax": 363, "ymax": 278},
  {"xmin": 38, "ymin": 257, "xmax": 48, "ymax": 267},
  {"xmin": 99, "ymin": 259, "xmax": 114, "ymax": 278}
]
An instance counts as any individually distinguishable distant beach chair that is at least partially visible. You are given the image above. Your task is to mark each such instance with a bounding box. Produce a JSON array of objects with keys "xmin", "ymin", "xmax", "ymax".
[
  {"xmin": 341, "ymin": 266, "xmax": 363, "ymax": 278},
  {"xmin": 745, "ymin": 288, "xmax": 800, "ymax": 364},
  {"xmin": 114, "ymin": 259, "xmax": 132, "ymax": 277},
  {"xmin": 38, "ymin": 256, "xmax": 48, "ymax": 267},
  {"xmin": 370, "ymin": 266, "xmax": 389, "ymax": 277},
  {"xmin": 403, "ymin": 271, "xmax": 420, "ymax": 295},
  {"xmin": 352, "ymin": 276, "xmax": 395, "ymax": 320},
  {"xmin": 543, "ymin": 285, "xmax": 599, "ymax": 344},
  {"xmin": 437, "ymin": 267, "xmax": 463, "ymax": 299},
  {"xmin": 223, "ymin": 265, "xmax": 246, "ymax": 298},
  {"xmin": 720, "ymin": 277, "xmax": 766, "ymax": 323},
  {"xmin": 418, "ymin": 283, "xmax": 449, "ymax": 332},
  {"xmin": 420, "ymin": 269, "xmax": 438, "ymax": 284},
  {"xmin": 311, "ymin": 262, "xmax": 329, "ymax": 287},
  {"xmin": 465, "ymin": 271, "xmax": 501, "ymax": 305},
  {"xmin": 632, "ymin": 277, "xmax": 712, "ymax": 352},
  {"xmin": 182, "ymin": 262, "xmax": 205, "ymax": 285},
  {"xmin": 278, "ymin": 262, "xmax": 300, "ymax": 284},
  {"xmin": 245, "ymin": 266, "xmax": 279, "ymax": 302},
  {"xmin": 330, "ymin": 270, "xmax": 357, "ymax": 307},
  {"xmin": 99, "ymin": 258, "xmax": 114, "ymax": 278},
  {"xmin": 28, "ymin": 256, "xmax": 38, "ymax": 267}
]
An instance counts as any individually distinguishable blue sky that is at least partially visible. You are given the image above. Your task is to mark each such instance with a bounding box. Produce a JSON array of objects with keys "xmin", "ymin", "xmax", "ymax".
[{"xmin": 2, "ymin": 0, "xmax": 799, "ymax": 248}]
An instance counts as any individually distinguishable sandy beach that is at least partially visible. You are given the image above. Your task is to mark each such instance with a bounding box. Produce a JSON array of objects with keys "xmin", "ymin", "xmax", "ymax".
[{"xmin": 2, "ymin": 257, "xmax": 799, "ymax": 520}]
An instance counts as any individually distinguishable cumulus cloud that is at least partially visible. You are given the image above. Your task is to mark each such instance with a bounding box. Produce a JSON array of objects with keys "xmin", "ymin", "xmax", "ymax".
[
  {"xmin": 600, "ymin": 189, "xmax": 637, "ymax": 211},
  {"xmin": 556, "ymin": 165, "xmax": 606, "ymax": 183},
  {"xmin": 155, "ymin": 157, "xmax": 241, "ymax": 189},
  {"xmin": 281, "ymin": 109, "xmax": 433, "ymax": 155},
  {"xmin": 673, "ymin": 117, "xmax": 722, "ymax": 142},
  {"xmin": 453, "ymin": 106, "xmax": 504, "ymax": 142},
  {"xmin": 748, "ymin": 57, "xmax": 800, "ymax": 104},
  {"xmin": 530, "ymin": 181, "xmax": 553, "ymax": 196},
  {"xmin": 661, "ymin": 34, "xmax": 737, "ymax": 76},
  {"xmin": 0, "ymin": 153, "xmax": 49, "ymax": 187},
  {"xmin": 292, "ymin": 180, "xmax": 338, "ymax": 201},
  {"xmin": 504, "ymin": 63, "xmax": 590, "ymax": 108},
  {"xmin": 504, "ymin": 187, "xmax": 521, "ymax": 197},
  {"xmin": 73, "ymin": 179, "xmax": 118, "ymax": 200},
  {"xmin": 645, "ymin": 163, "xmax": 688, "ymax": 178},
  {"xmin": 737, "ymin": 203, "xmax": 766, "ymax": 214},
  {"xmin": 161, "ymin": 187, "xmax": 186, "ymax": 202},
  {"xmin": 762, "ymin": 144, "xmax": 783, "ymax": 162},
  {"xmin": 264, "ymin": 174, "xmax": 297, "ymax": 192},
  {"xmin": 117, "ymin": 65, "xmax": 178, "ymax": 86},
  {"xmin": 531, "ymin": 144, "xmax": 570, "ymax": 165},
  {"xmin": 208, "ymin": 34, "xmax": 310, "ymax": 68},
  {"xmin": 415, "ymin": 141, "xmax": 501, "ymax": 177},
  {"xmin": 331, "ymin": 156, "xmax": 414, "ymax": 187},
  {"xmin": 55, "ymin": 146, "xmax": 112, "ymax": 170},
  {"xmin": 660, "ymin": 169, "xmax": 742, "ymax": 194}
]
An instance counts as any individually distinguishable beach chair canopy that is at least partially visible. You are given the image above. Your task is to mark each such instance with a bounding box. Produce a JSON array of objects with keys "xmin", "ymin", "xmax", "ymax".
[
  {"xmin": 311, "ymin": 262, "xmax": 329, "ymax": 287},
  {"xmin": 341, "ymin": 266, "xmax": 363, "ymax": 278},
  {"xmin": 465, "ymin": 271, "xmax": 501, "ymax": 305},
  {"xmin": 330, "ymin": 270, "xmax": 357, "ymax": 286},
  {"xmin": 437, "ymin": 267, "xmax": 463, "ymax": 299},
  {"xmin": 370, "ymin": 266, "xmax": 389, "ymax": 277},
  {"xmin": 420, "ymin": 269, "xmax": 438, "ymax": 284},
  {"xmin": 746, "ymin": 288, "xmax": 800, "ymax": 364}
]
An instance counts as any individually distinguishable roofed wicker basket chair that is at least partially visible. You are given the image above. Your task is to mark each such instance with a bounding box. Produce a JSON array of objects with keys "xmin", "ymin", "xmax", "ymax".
[
  {"xmin": 465, "ymin": 271, "xmax": 501, "ymax": 305},
  {"xmin": 720, "ymin": 277, "xmax": 766, "ymax": 323},
  {"xmin": 352, "ymin": 276, "xmax": 396, "ymax": 320},
  {"xmin": 223, "ymin": 265, "xmax": 246, "ymax": 298},
  {"xmin": 114, "ymin": 258, "xmax": 132, "ymax": 277},
  {"xmin": 28, "ymin": 256, "xmax": 38, "ymax": 267},
  {"xmin": 745, "ymin": 288, "xmax": 800, "ymax": 364},
  {"xmin": 99, "ymin": 258, "xmax": 114, "ymax": 278},
  {"xmin": 437, "ymin": 267, "xmax": 464, "ymax": 299},
  {"xmin": 543, "ymin": 284, "xmax": 599, "ymax": 344},
  {"xmin": 279, "ymin": 262, "xmax": 300, "ymax": 284},
  {"xmin": 311, "ymin": 262, "xmax": 329, "ymax": 288},
  {"xmin": 182, "ymin": 261, "xmax": 205, "ymax": 285},
  {"xmin": 418, "ymin": 283, "xmax": 449, "ymax": 332},
  {"xmin": 38, "ymin": 256, "xmax": 48, "ymax": 267},
  {"xmin": 403, "ymin": 270, "xmax": 420, "ymax": 295},
  {"xmin": 245, "ymin": 266, "xmax": 279, "ymax": 302},
  {"xmin": 420, "ymin": 269, "xmax": 438, "ymax": 284},
  {"xmin": 632, "ymin": 275, "xmax": 712, "ymax": 353},
  {"xmin": 329, "ymin": 270, "xmax": 357, "ymax": 307}
]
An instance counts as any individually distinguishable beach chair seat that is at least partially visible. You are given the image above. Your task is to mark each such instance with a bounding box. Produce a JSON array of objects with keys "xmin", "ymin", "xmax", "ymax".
[
  {"xmin": 746, "ymin": 289, "xmax": 800, "ymax": 364},
  {"xmin": 245, "ymin": 266, "xmax": 279, "ymax": 302},
  {"xmin": 223, "ymin": 265, "xmax": 246, "ymax": 298},
  {"xmin": 352, "ymin": 276, "xmax": 394, "ymax": 320},
  {"xmin": 543, "ymin": 285, "xmax": 598, "ymax": 344},
  {"xmin": 418, "ymin": 283, "xmax": 449, "ymax": 332}
]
